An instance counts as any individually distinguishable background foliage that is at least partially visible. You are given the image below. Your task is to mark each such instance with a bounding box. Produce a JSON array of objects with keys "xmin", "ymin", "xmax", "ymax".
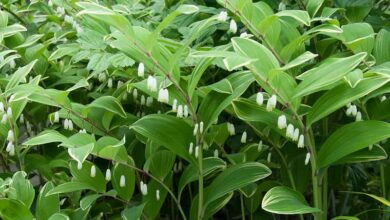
[{"xmin": 0, "ymin": 0, "xmax": 389, "ymax": 219}]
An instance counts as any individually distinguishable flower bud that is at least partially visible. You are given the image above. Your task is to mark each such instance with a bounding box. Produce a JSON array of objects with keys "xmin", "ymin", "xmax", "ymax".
[
  {"xmin": 381, "ymin": 96, "xmax": 387, "ymax": 102},
  {"xmin": 6, "ymin": 141, "xmax": 13, "ymax": 153},
  {"xmin": 298, "ymin": 135, "xmax": 304, "ymax": 148},
  {"xmin": 305, "ymin": 152, "xmax": 311, "ymax": 165},
  {"xmin": 63, "ymin": 119, "xmax": 69, "ymax": 130},
  {"xmin": 146, "ymin": 96, "xmax": 153, "ymax": 107},
  {"xmin": 105, "ymin": 169, "xmax": 111, "ymax": 181},
  {"xmin": 227, "ymin": 122, "xmax": 235, "ymax": 136},
  {"xmin": 147, "ymin": 75, "xmax": 157, "ymax": 92},
  {"xmin": 286, "ymin": 124, "xmax": 294, "ymax": 139},
  {"xmin": 355, "ymin": 111, "xmax": 362, "ymax": 121},
  {"xmin": 277, "ymin": 115, "xmax": 287, "ymax": 129},
  {"xmin": 90, "ymin": 165, "xmax": 96, "ymax": 177},
  {"xmin": 195, "ymin": 146, "xmax": 199, "ymax": 158},
  {"xmin": 199, "ymin": 121, "xmax": 204, "ymax": 134},
  {"xmin": 217, "ymin": 11, "xmax": 228, "ymax": 22},
  {"xmin": 193, "ymin": 123, "xmax": 199, "ymax": 136},
  {"xmin": 132, "ymin": 88, "xmax": 138, "ymax": 100},
  {"xmin": 54, "ymin": 111, "xmax": 60, "ymax": 123},
  {"xmin": 172, "ymin": 99, "xmax": 178, "ymax": 112},
  {"xmin": 156, "ymin": 189, "xmax": 160, "ymax": 201},
  {"xmin": 140, "ymin": 95, "xmax": 146, "ymax": 106},
  {"xmin": 177, "ymin": 105, "xmax": 184, "ymax": 118},
  {"xmin": 267, "ymin": 152, "xmax": 272, "ymax": 163},
  {"xmin": 229, "ymin": 19, "xmax": 237, "ymax": 33},
  {"xmin": 183, "ymin": 105, "xmax": 189, "ymax": 118},
  {"xmin": 241, "ymin": 131, "xmax": 247, "ymax": 143},
  {"xmin": 293, "ymin": 128, "xmax": 299, "ymax": 141},
  {"xmin": 68, "ymin": 120, "xmax": 74, "ymax": 131},
  {"xmin": 266, "ymin": 95, "xmax": 277, "ymax": 112},
  {"xmin": 214, "ymin": 149, "xmax": 219, "ymax": 157},
  {"xmin": 107, "ymin": 78, "xmax": 113, "ymax": 88},
  {"xmin": 256, "ymin": 92, "xmax": 264, "ymax": 106},
  {"xmin": 189, "ymin": 142, "xmax": 194, "ymax": 155},
  {"xmin": 7, "ymin": 130, "xmax": 14, "ymax": 142},
  {"xmin": 120, "ymin": 175, "xmax": 126, "ymax": 187},
  {"xmin": 138, "ymin": 63, "xmax": 145, "ymax": 77},
  {"xmin": 157, "ymin": 88, "xmax": 169, "ymax": 103}
]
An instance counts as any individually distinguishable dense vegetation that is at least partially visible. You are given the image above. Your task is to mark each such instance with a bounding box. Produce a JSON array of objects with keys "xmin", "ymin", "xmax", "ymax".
[{"xmin": 0, "ymin": 0, "xmax": 389, "ymax": 219}]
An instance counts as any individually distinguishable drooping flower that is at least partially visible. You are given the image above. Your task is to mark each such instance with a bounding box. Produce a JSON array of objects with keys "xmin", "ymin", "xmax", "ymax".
[
  {"xmin": 293, "ymin": 128, "xmax": 299, "ymax": 141},
  {"xmin": 6, "ymin": 107, "xmax": 12, "ymax": 117},
  {"xmin": 156, "ymin": 189, "xmax": 160, "ymax": 201},
  {"xmin": 189, "ymin": 142, "xmax": 194, "ymax": 155},
  {"xmin": 1, "ymin": 114, "xmax": 7, "ymax": 124},
  {"xmin": 172, "ymin": 99, "xmax": 178, "ymax": 112},
  {"xmin": 256, "ymin": 92, "xmax": 264, "ymax": 106},
  {"xmin": 277, "ymin": 115, "xmax": 287, "ymax": 129},
  {"xmin": 214, "ymin": 149, "xmax": 219, "ymax": 157},
  {"xmin": 140, "ymin": 181, "xmax": 148, "ymax": 196},
  {"xmin": 267, "ymin": 152, "xmax": 272, "ymax": 163},
  {"xmin": 240, "ymin": 32, "xmax": 249, "ymax": 38},
  {"xmin": 217, "ymin": 11, "xmax": 228, "ymax": 22},
  {"xmin": 147, "ymin": 75, "xmax": 157, "ymax": 92},
  {"xmin": 7, "ymin": 130, "xmax": 14, "ymax": 142},
  {"xmin": 304, "ymin": 152, "xmax": 311, "ymax": 165},
  {"xmin": 286, "ymin": 124, "xmax": 294, "ymax": 139},
  {"xmin": 54, "ymin": 111, "xmax": 60, "ymax": 123},
  {"xmin": 6, "ymin": 141, "xmax": 14, "ymax": 153},
  {"xmin": 98, "ymin": 73, "xmax": 106, "ymax": 82},
  {"xmin": 19, "ymin": 114, "xmax": 24, "ymax": 124},
  {"xmin": 193, "ymin": 123, "xmax": 199, "ymax": 136},
  {"xmin": 90, "ymin": 165, "xmax": 96, "ymax": 177},
  {"xmin": 227, "ymin": 122, "xmax": 235, "ymax": 136},
  {"xmin": 355, "ymin": 111, "xmax": 362, "ymax": 121},
  {"xmin": 77, "ymin": 161, "xmax": 83, "ymax": 170},
  {"xmin": 298, "ymin": 135, "xmax": 304, "ymax": 148},
  {"xmin": 177, "ymin": 105, "xmax": 184, "ymax": 118},
  {"xmin": 144, "ymin": 96, "xmax": 152, "ymax": 107},
  {"xmin": 68, "ymin": 119, "xmax": 74, "ymax": 131},
  {"xmin": 107, "ymin": 78, "xmax": 113, "ymax": 88},
  {"xmin": 266, "ymin": 95, "xmax": 277, "ymax": 112},
  {"xmin": 132, "ymin": 88, "xmax": 138, "ymax": 100},
  {"xmin": 199, "ymin": 121, "xmax": 204, "ymax": 134},
  {"xmin": 258, "ymin": 140, "xmax": 263, "ymax": 152},
  {"xmin": 105, "ymin": 169, "xmax": 111, "ymax": 181},
  {"xmin": 184, "ymin": 105, "xmax": 189, "ymax": 118},
  {"xmin": 120, "ymin": 175, "xmax": 126, "ymax": 187},
  {"xmin": 140, "ymin": 95, "xmax": 146, "ymax": 106},
  {"xmin": 138, "ymin": 63, "xmax": 145, "ymax": 77},
  {"xmin": 381, "ymin": 96, "xmax": 387, "ymax": 102},
  {"xmin": 241, "ymin": 131, "xmax": 247, "ymax": 143},
  {"xmin": 195, "ymin": 146, "xmax": 199, "ymax": 158},
  {"xmin": 0, "ymin": 102, "xmax": 4, "ymax": 113},
  {"xmin": 229, "ymin": 19, "xmax": 237, "ymax": 33},
  {"xmin": 157, "ymin": 88, "xmax": 169, "ymax": 103}
]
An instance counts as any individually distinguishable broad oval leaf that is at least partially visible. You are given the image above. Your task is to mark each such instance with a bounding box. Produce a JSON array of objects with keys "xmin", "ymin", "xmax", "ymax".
[
  {"xmin": 317, "ymin": 121, "xmax": 390, "ymax": 168},
  {"xmin": 262, "ymin": 186, "xmax": 321, "ymax": 214},
  {"xmin": 88, "ymin": 96, "xmax": 126, "ymax": 118},
  {"xmin": 0, "ymin": 198, "xmax": 34, "ymax": 220}
]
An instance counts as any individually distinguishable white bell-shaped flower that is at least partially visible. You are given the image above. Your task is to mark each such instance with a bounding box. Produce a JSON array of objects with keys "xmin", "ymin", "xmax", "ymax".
[
  {"xmin": 217, "ymin": 11, "xmax": 228, "ymax": 22},
  {"xmin": 305, "ymin": 152, "xmax": 311, "ymax": 165},
  {"xmin": 214, "ymin": 149, "xmax": 219, "ymax": 157},
  {"xmin": 107, "ymin": 78, "xmax": 113, "ymax": 88},
  {"xmin": 183, "ymin": 105, "xmax": 189, "ymax": 118},
  {"xmin": 54, "ymin": 111, "xmax": 60, "ymax": 123},
  {"xmin": 195, "ymin": 146, "xmax": 199, "ymax": 158},
  {"xmin": 277, "ymin": 115, "xmax": 287, "ymax": 129},
  {"xmin": 355, "ymin": 111, "xmax": 362, "ymax": 121},
  {"xmin": 90, "ymin": 165, "xmax": 96, "ymax": 177},
  {"xmin": 199, "ymin": 121, "xmax": 204, "ymax": 134},
  {"xmin": 293, "ymin": 128, "xmax": 299, "ymax": 141},
  {"xmin": 157, "ymin": 88, "xmax": 169, "ymax": 103},
  {"xmin": 147, "ymin": 75, "xmax": 157, "ymax": 92},
  {"xmin": 7, "ymin": 130, "xmax": 14, "ymax": 142},
  {"xmin": 172, "ymin": 99, "xmax": 178, "ymax": 112},
  {"xmin": 298, "ymin": 135, "xmax": 304, "ymax": 148},
  {"xmin": 156, "ymin": 189, "xmax": 160, "ymax": 201},
  {"xmin": 193, "ymin": 123, "xmax": 199, "ymax": 136},
  {"xmin": 189, "ymin": 142, "xmax": 194, "ymax": 155},
  {"xmin": 256, "ymin": 92, "xmax": 264, "ymax": 106},
  {"xmin": 286, "ymin": 124, "xmax": 294, "ymax": 139},
  {"xmin": 140, "ymin": 95, "xmax": 146, "ymax": 106},
  {"xmin": 229, "ymin": 19, "xmax": 237, "ymax": 33},
  {"xmin": 266, "ymin": 95, "xmax": 277, "ymax": 112},
  {"xmin": 241, "ymin": 131, "xmax": 247, "ymax": 143},
  {"xmin": 146, "ymin": 96, "xmax": 153, "ymax": 107},
  {"xmin": 138, "ymin": 63, "xmax": 145, "ymax": 77},
  {"xmin": 120, "ymin": 175, "xmax": 126, "ymax": 187},
  {"xmin": 105, "ymin": 169, "xmax": 111, "ymax": 181},
  {"xmin": 227, "ymin": 122, "xmax": 235, "ymax": 136},
  {"xmin": 177, "ymin": 105, "xmax": 184, "ymax": 118},
  {"xmin": 132, "ymin": 88, "xmax": 138, "ymax": 100}
]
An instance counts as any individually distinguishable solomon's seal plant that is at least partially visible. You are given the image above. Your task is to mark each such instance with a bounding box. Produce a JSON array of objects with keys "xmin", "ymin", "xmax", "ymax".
[{"xmin": 0, "ymin": 0, "xmax": 389, "ymax": 220}]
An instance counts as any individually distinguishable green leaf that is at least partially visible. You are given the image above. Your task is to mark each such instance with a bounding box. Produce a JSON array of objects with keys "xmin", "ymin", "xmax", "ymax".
[
  {"xmin": 23, "ymin": 130, "xmax": 67, "ymax": 146},
  {"xmin": 374, "ymin": 29, "xmax": 390, "ymax": 65},
  {"xmin": 6, "ymin": 60, "xmax": 37, "ymax": 91},
  {"xmin": 8, "ymin": 171, "xmax": 35, "ymax": 208},
  {"xmin": 80, "ymin": 194, "xmax": 102, "ymax": 210},
  {"xmin": 48, "ymin": 44, "xmax": 80, "ymax": 61},
  {"xmin": 68, "ymin": 143, "xmax": 94, "ymax": 165},
  {"xmin": 341, "ymin": 23, "xmax": 375, "ymax": 54},
  {"xmin": 0, "ymin": 24, "xmax": 26, "ymax": 37},
  {"xmin": 333, "ymin": 145, "xmax": 388, "ymax": 164},
  {"xmin": 231, "ymin": 37, "xmax": 279, "ymax": 78},
  {"xmin": 278, "ymin": 51, "xmax": 318, "ymax": 71},
  {"xmin": 145, "ymin": 150, "xmax": 175, "ymax": 180},
  {"xmin": 130, "ymin": 114, "xmax": 195, "ymax": 163},
  {"xmin": 317, "ymin": 121, "xmax": 390, "ymax": 168},
  {"xmin": 36, "ymin": 182, "xmax": 59, "ymax": 220},
  {"xmin": 307, "ymin": 0, "xmax": 325, "ymax": 16},
  {"xmin": 262, "ymin": 186, "xmax": 321, "ymax": 214},
  {"xmin": 88, "ymin": 96, "xmax": 126, "ymax": 118},
  {"xmin": 294, "ymin": 53, "xmax": 366, "ymax": 98},
  {"xmin": 47, "ymin": 182, "xmax": 95, "ymax": 195},
  {"xmin": 121, "ymin": 204, "xmax": 145, "ymax": 220},
  {"xmin": 342, "ymin": 191, "xmax": 390, "ymax": 206},
  {"xmin": 276, "ymin": 10, "xmax": 311, "ymax": 26},
  {"xmin": 48, "ymin": 213, "xmax": 70, "ymax": 220},
  {"xmin": 307, "ymin": 76, "xmax": 390, "ymax": 125},
  {"xmin": 178, "ymin": 157, "xmax": 226, "ymax": 200},
  {"xmin": 0, "ymin": 198, "xmax": 33, "ymax": 220},
  {"xmin": 203, "ymin": 162, "xmax": 271, "ymax": 207}
]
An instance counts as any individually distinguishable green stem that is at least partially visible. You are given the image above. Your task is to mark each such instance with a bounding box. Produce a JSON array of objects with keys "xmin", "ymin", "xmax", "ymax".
[
  {"xmin": 198, "ymin": 139, "xmax": 204, "ymax": 220},
  {"xmin": 240, "ymin": 193, "xmax": 246, "ymax": 220}
]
